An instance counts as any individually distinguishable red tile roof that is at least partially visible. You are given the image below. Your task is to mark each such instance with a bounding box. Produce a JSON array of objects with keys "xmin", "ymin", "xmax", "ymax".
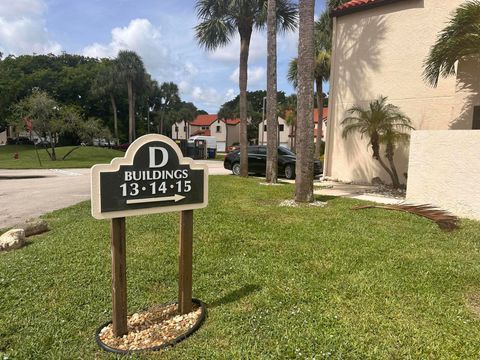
[
  {"xmin": 190, "ymin": 114, "xmax": 217, "ymax": 126},
  {"xmin": 283, "ymin": 108, "xmax": 329, "ymax": 123},
  {"xmin": 332, "ymin": 0, "xmax": 402, "ymax": 16},
  {"xmin": 313, "ymin": 108, "xmax": 329, "ymax": 124},
  {"xmin": 223, "ymin": 118, "xmax": 240, "ymax": 125},
  {"xmin": 335, "ymin": 0, "xmax": 377, "ymax": 11}
]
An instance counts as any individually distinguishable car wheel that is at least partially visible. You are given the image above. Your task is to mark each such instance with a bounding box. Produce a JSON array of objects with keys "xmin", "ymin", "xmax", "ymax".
[
  {"xmin": 285, "ymin": 164, "xmax": 295, "ymax": 179},
  {"xmin": 232, "ymin": 162, "xmax": 241, "ymax": 176}
]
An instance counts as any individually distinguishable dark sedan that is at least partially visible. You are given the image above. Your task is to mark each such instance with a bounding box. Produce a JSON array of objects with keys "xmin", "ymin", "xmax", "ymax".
[{"xmin": 224, "ymin": 145, "xmax": 322, "ymax": 179}]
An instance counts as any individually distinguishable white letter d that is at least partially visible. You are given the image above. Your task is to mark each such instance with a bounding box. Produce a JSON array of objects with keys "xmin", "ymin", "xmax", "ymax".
[{"xmin": 149, "ymin": 147, "xmax": 169, "ymax": 168}]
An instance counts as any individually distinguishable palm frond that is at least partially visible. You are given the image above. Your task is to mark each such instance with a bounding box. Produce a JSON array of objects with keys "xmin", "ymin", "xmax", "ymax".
[
  {"xmin": 352, "ymin": 204, "xmax": 459, "ymax": 231},
  {"xmin": 341, "ymin": 121, "xmax": 364, "ymax": 139},
  {"xmin": 195, "ymin": 18, "xmax": 235, "ymax": 50},
  {"xmin": 275, "ymin": 0, "xmax": 298, "ymax": 33},
  {"xmin": 424, "ymin": 0, "xmax": 480, "ymax": 86},
  {"xmin": 287, "ymin": 57, "xmax": 298, "ymax": 88}
]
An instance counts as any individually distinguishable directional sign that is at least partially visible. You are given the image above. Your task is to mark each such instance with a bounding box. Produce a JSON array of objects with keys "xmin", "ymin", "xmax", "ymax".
[{"xmin": 91, "ymin": 134, "xmax": 208, "ymax": 219}]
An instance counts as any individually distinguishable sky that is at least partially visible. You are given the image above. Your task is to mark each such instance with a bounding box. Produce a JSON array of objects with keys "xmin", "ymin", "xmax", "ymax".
[{"xmin": 0, "ymin": 0, "xmax": 326, "ymax": 113}]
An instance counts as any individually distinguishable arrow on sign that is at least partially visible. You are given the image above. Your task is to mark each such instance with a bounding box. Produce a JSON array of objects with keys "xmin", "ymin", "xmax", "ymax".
[{"xmin": 126, "ymin": 194, "xmax": 186, "ymax": 205}]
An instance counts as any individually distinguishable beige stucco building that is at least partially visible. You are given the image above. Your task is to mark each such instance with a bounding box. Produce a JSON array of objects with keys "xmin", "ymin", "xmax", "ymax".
[
  {"xmin": 259, "ymin": 108, "xmax": 328, "ymax": 149},
  {"xmin": 172, "ymin": 120, "xmax": 189, "ymax": 140},
  {"xmin": 324, "ymin": 0, "xmax": 479, "ymax": 185},
  {"xmin": 171, "ymin": 114, "xmax": 241, "ymax": 152}
]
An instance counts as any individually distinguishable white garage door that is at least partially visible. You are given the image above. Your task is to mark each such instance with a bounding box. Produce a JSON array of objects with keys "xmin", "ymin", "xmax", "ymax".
[{"xmin": 217, "ymin": 142, "xmax": 226, "ymax": 152}]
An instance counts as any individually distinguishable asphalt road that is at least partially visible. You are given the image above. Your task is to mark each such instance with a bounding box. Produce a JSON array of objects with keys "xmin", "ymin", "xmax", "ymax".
[{"xmin": 0, "ymin": 160, "xmax": 231, "ymax": 228}]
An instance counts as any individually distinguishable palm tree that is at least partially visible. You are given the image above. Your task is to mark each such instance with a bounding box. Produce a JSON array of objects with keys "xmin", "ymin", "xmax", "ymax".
[
  {"xmin": 341, "ymin": 96, "xmax": 413, "ymax": 189},
  {"xmin": 92, "ymin": 60, "xmax": 121, "ymax": 141},
  {"xmin": 287, "ymin": 50, "xmax": 330, "ymax": 158},
  {"xmin": 266, "ymin": 0, "xmax": 278, "ymax": 183},
  {"xmin": 116, "ymin": 50, "xmax": 146, "ymax": 143},
  {"xmin": 295, "ymin": 0, "xmax": 315, "ymax": 202},
  {"xmin": 195, "ymin": 0, "xmax": 297, "ymax": 177},
  {"xmin": 423, "ymin": 1, "xmax": 480, "ymax": 86},
  {"xmin": 158, "ymin": 82, "xmax": 180, "ymax": 134}
]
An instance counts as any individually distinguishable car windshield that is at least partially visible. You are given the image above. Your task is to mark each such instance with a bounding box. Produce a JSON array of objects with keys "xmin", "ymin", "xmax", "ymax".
[{"xmin": 278, "ymin": 146, "xmax": 295, "ymax": 156}]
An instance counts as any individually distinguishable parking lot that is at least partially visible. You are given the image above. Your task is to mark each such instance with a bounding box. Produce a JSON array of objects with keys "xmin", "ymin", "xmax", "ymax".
[{"xmin": 0, "ymin": 160, "xmax": 230, "ymax": 228}]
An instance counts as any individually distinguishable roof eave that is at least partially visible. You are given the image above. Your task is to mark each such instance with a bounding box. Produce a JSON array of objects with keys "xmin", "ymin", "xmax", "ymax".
[{"xmin": 331, "ymin": 0, "xmax": 405, "ymax": 17}]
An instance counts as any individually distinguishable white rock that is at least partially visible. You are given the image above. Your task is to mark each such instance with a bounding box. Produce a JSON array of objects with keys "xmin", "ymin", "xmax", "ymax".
[{"xmin": 0, "ymin": 229, "xmax": 26, "ymax": 251}]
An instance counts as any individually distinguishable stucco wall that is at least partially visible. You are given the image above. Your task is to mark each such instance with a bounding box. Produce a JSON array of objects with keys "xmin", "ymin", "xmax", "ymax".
[
  {"xmin": 325, "ymin": 0, "xmax": 476, "ymax": 185},
  {"xmin": 406, "ymin": 130, "xmax": 480, "ymax": 220},
  {"xmin": 259, "ymin": 117, "xmax": 292, "ymax": 148},
  {"xmin": 171, "ymin": 120, "xmax": 188, "ymax": 140},
  {"xmin": 226, "ymin": 124, "xmax": 240, "ymax": 146}
]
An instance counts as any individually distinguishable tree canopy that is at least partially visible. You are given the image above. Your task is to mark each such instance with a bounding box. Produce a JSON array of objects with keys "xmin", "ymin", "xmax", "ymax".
[{"xmin": 0, "ymin": 52, "xmax": 205, "ymax": 141}]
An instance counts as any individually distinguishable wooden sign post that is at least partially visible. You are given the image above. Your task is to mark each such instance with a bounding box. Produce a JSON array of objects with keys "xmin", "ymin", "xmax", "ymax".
[
  {"xmin": 178, "ymin": 210, "xmax": 193, "ymax": 314},
  {"xmin": 110, "ymin": 217, "xmax": 127, "ymax": 336},
  {"xmin": 91, "ymin": 134, "xmax": 208, "ymax": 337}
]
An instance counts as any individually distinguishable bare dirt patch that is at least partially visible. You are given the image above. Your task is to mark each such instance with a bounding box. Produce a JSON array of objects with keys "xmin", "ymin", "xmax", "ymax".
[{"xmin": 465, "ymin": 291, "xmax": 480, "ymax": 319}]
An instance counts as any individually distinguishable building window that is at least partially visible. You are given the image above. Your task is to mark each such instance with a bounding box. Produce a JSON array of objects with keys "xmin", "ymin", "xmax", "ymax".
[
  {"xmin": 175, "ymin": 126, "xmax": 179, "ymax": 132},
  {"xmin": 279, "ymin": 124, "xmax": 284, "ymax": 132},
  {"xmin": 184, "ymin": 126, "xmax": 187, "ymax": 132},
  {"xmin": 201, "ymin": 126, "xmax": 207, "ymax": 130},
  {"xmin": 264, "ymin": 125, "xmax": 267, "ymax": 132},
  {"xmin": 473, "ymin": 106, "xmax": 480, "ymax": 129},
  {"xmin": 216, "ymin": 125, "xmax": 221, "ymax": 133}
]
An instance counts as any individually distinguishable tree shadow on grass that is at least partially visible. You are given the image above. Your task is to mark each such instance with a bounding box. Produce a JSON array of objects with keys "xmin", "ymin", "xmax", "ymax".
[
  {"xmin": 207, "ymin": 284, "xmax": 261, "ymax": 309},
  {"xmin": 315, "ymin": 195, "xmax": 338, "ymax": 202}
]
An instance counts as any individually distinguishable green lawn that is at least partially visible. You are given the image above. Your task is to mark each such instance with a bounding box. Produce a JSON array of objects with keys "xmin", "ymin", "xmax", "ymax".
[
  {"xmin": 1, "ymin": 177, "xmax": 480, "ymax": 359},
  {"xmin": 0, "ymin": 145, "xmax": 124, "ymax": 169}
]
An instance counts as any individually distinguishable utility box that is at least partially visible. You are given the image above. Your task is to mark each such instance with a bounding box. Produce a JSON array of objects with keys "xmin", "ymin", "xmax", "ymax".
[{"xmin": 187, "ymin": 139, "xmax": 207, "ymax": 160}]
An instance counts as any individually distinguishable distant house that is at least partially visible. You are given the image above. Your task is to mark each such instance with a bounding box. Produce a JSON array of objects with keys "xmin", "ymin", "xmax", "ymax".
[
  {"xmin": 210, "ymin": 118, "xmax": 241, "ymax": 152},
  {"xmin": 258, "ymin": 108, "xmax": 328, "ymax": 149},
  {"xmin": 172, "ymin": 114, "xmax": 241, "ymax": 152},
  {"xmin": 171, "ymin": 120, "xmax": 189, "ymax": 140},
  {"xmin": 324, "ymin": 0, "xmax": 478, "ymax": 185},
  {"xmin": 0, "ymin": 130, "xmax": 6, "ymax": 145}
]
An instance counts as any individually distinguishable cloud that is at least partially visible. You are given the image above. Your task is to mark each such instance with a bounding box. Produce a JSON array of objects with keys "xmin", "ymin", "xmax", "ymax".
[
  {"xmin": 184, "ymin": 62, "xmax": 199, "ymax": 77},
  {"xmin": 208, "ymin": 31, "xmax": 267, "ymax": 63},
  {"xmin": 225, "ymin": 88, "xmax": 236, "ymax": 101},
  {"xmin": 0, "ymin": 0, "xmax": 61, "ymax": 55},
  {"xmin": 191, "ymin": 86, "xmax": 223, "ymax": 107},
  {"xmin": 230, "ymin": 66, "xmax": 266, "ymax": 86},
  {"xmin": 83, "ymin": 18, "xmax": 184, "ymax": 83}
]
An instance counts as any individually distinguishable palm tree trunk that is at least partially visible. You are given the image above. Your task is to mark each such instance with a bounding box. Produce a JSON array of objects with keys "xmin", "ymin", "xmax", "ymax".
[
  {"xmin": 239, "ymin": 26, "xmax": 252, "ymax": 177},
  {"xmin": 110, "ymin": 94, "xmax": 118, "ymax": 141},
  {"xmin": 132, "ymin": 92, "xmax": 136, "ymax": 140},
  {"xmin": 266, "ymin": 0, "xmax": 278, "ymax": 183},
  {"xmin": 127, "ymin": 80, "xmax": 134, "ymax": 143},
  {"xmin": 385, "ymin": 141, "xmax": 401, "ymax": 188},
  {"xmin": 315, "ymin": 77, "xmax": 323, "ymax": 159},
  {"xmin": 295, "ymin": 0, "xmax": 315, "ymax": 203}
]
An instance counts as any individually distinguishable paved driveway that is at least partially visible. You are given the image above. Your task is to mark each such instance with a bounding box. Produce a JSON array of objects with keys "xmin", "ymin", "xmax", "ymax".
[{"xmin": 0, "ymin": 160, "xmax": 230, "ymax": 228}]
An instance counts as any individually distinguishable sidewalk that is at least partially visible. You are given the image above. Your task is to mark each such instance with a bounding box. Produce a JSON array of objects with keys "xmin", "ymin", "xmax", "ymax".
[{"xmin": 314, "ymin": 180, "xmax": 404, "ymax": 205}]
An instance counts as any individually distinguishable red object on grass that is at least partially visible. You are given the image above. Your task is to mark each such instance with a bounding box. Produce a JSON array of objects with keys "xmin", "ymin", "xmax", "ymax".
[{"xmin": 24, "ymin": 118, "xmax": 33, "ymax": 132}]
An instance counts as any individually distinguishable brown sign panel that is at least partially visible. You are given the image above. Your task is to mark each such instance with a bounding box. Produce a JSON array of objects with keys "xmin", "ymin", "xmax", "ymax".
[{"xmin": 91, "ymin": 134, "xmax": 208, "ymax": 219}]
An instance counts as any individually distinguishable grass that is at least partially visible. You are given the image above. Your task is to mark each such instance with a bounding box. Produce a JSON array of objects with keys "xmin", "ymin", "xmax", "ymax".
[
  {"xmin": 1, "ymin": 176, "xmax": 480, "ymax": 359},
  {"xmin": 214, "ymin": 152, "xmax": 226, "ymax": 161},
  {"xmin": 0, "ymin": 145, "xmax": 124, "ymax": 169}
]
